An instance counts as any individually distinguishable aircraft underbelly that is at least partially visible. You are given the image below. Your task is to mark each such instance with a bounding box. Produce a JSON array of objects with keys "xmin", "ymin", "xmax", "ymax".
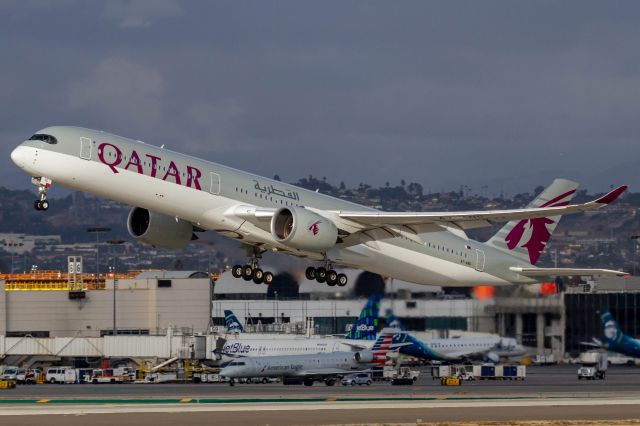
[{"xmin": 338, "ymin": 241, "xmax": 511, "ymax": 287}]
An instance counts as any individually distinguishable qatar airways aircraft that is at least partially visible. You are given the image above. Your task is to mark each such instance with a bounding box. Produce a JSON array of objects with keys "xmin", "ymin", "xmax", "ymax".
[{"xmin": 10, "ymin": 126, "xmax": 627, "ymax": 287}]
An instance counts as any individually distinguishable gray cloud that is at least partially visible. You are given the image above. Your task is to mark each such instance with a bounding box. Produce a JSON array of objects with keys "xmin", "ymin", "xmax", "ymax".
[{"xmin": 1, "ymin": 1, "xmax": 639, "ymax": 196}]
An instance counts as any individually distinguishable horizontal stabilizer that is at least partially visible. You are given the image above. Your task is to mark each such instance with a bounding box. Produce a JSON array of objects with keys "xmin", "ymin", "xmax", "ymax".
[{"xmin": 510, "ymin": 266, "xmax": 628, "ymax": 277}]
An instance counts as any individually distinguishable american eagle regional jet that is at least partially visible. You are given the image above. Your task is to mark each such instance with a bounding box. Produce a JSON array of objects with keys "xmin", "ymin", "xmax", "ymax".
[{"xmin": 11, "ymin": 127, "xmax": 627, "ymax": 287}]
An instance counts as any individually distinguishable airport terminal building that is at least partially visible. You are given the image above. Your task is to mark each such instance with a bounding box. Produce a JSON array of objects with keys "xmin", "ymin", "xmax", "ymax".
[{"xmin": 1, "ymin": 269, "xmax": 639, "ymax": 364}]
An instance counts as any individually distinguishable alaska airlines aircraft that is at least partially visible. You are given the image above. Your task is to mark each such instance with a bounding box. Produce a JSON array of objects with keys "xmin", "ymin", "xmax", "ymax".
[
  {"xmin": 598, "ymin": 310, "xmax": 640, "ymax": 358},
  {"xmin": 386, "ymin": 312, "xmax": 524, "ymax": 362},
  {"xmin": 219, "ymin": 328, "xmax": 397, "ymax": 386},
  {"xmin": 224, "ymin": 310, "xmax": 244, "ymax": 334},
  {"xmin": 10, "ymin": 127, "xmax": 627, "ymax": 287},
  {"xmin": 217, "ymin": 296, "xmax": 381, "ymax": 358}
]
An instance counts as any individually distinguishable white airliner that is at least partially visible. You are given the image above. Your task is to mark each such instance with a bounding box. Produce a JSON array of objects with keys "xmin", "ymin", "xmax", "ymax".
[
  {"xmin": 219, "ymin": 329, "xmax": 398, "ymax": 386},
  {"xmin": 11, "ymin": 127, "xmax": 627, "ymax": 287}
]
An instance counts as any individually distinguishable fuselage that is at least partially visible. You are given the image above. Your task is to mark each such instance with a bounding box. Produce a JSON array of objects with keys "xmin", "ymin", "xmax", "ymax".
[
  {"xmin": 220, "ymin": 336, "xmax": 372, "ymax": 357},
  {"xmin": 11, "ymin": 126, "xmax": 542, "ymax": 286},
  {"xmin": 219, "ymin": 352, "xmax": 362, "ymax": 379},
  {"xmin": 395, "ymin": 334, "xmax": 525, "ymax": 361}
]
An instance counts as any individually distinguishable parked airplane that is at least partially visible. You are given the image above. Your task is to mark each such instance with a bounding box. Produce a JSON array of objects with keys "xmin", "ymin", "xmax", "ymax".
[
  {"xmin": 219, "ymin": 328, "xmax": 397, "ymax": 386},
  {"xmin": 595, "ymin": 310, "xmax": 640, "ymax": 358},
  {"xmin": 224, "ymin": 310, "xmax": 244, "ymax": 334},
  {"xmin": 11, "ymin": 127, "xmax": 627, "ymax": 287},
  {"xmin": 385, "ymin": 312, "xmax": 525, "ymax": 362},
  {"xmin": 217, "ymin": 296, "xmax": 381, "ymax": 358}
]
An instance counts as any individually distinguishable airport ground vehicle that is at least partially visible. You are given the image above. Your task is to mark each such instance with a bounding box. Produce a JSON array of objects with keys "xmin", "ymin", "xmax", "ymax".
[
  {"xmin": 0, "ymin": 379, "xmax": 16, "ymax": 389},
  {"xmin": 46, "ymin": 367, "xmax": 77, "ymax": 384},
  {"xmin": 440, "ymin": 376, "xmax": 462, "ymax": 386},
  {"xmin": 90, "ymin": 368, "xmax": 134, "ymax": 383},
  {"xmin": 431, "ymin": 364, "xmax": 525, "ymax": 381},
  {"xmin": 341, "ymin": 373, "xmax": 372, "ymax": 386},
  {"xmin": 1, "ymin": 366, "xmax": 22, "ymax": 381},
  {"xmin": 384, "ymin": 367, "xmax": 420, "ymax": 385},
  {"xmin": 578, "ymin": 351, "xmax": 608, "ymax": 380},
  {"xmin": 22, "ymin": 369, "xmax": 42, "ymax": 385}
]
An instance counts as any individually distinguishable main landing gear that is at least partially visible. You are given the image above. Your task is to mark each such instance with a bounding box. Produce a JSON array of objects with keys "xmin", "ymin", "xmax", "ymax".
[
  {"xmin": 230, "ymin": 247, "xmax": 274, "ymax": 285},
  {"xmin": 32, "ymin": 177, "xmax": 52, "ymax": 211},
  {"xmin": 305, "ymin": 265, "xmax": 348, "ymax": 287}
]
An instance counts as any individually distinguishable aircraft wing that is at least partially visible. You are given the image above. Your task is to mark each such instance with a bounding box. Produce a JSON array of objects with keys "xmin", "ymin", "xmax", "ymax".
[
  {"xmin": 336, "ymin": 186, "xmax": 626, "ymax": 235},
  {"xmin": 510, "ymin": 267, "xmax": 628, "ymax": 277}
]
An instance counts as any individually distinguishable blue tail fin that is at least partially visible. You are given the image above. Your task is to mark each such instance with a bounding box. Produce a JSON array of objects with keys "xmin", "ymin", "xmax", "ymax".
[
  {"xmin": 385, "ymin": 309, "xmax": 405, "ymax": 331},
  {"xmin": 224, "ymin": 310, "xmax": 244, "ymax": 334},
  {"xmin": 345, "ymin": 294, "xmax": 381, "ymax": 340},
  {"xmin": 600, "ymin": 309, "xmax": 623, "ymax": 346}
]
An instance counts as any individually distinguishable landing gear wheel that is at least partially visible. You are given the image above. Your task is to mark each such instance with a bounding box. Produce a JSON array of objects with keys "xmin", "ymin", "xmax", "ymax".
[
  {"xmin": 326, "ymin": 270, "xmax": 338, "ymax": 286},
  {"xmin": 337, "ymin": 274, "xmax": 348, "ymax": 287},
  {"xmin": 305, "ymin": 267, "xmax": 316, "ymax": 280},
  {"xmin": 315, "ymin": 267, "xmax": 327, "ymax": 283},
  {"xmin": 242, "ymin": 265, "xmax": 253, "ymax": 281},
  {"xmin": 40, "ymin": 200, "xmax": 49, "ymax": 211},
  {"xmin": 231, "ymin": 265, "xmax": 243, "ymax": 278},
  {"xmin": 252, "ymin": 268, "xmax": 264, "ymax": 284},
  {"xmin": 263, "ymin": 271, "xmax": 274, "ymax": 285},
  {"xmin": 34, "ymin": 200, "xmax": 41, "ymax": 211}
]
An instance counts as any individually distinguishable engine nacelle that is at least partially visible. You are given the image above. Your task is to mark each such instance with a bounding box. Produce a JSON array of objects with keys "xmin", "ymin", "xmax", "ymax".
[
  {"xmin": 354, "ymin": 351, "xmax": 374, "ymax": 363},
  {"xmin": 127, "ymin": 207, "xmax": 193, "ymax": 249},
  {"xmin": 270, "ymin": 207, "xmax": 338, "ymax": 252}
]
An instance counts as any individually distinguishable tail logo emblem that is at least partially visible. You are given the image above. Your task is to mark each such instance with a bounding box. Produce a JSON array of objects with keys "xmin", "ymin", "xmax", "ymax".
[
  {"xmin": 505, "ymin": 189, "xmax": 575, "ymax": 264},
  {"xmin": 309, "ymin": 221, "xmax": 321, "ymax": 236}
]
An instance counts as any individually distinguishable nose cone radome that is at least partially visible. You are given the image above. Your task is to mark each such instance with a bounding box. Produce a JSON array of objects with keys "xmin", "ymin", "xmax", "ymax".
[{"xmin": 10, "ymin": 145, "xmax": 28, "ymax": 169}]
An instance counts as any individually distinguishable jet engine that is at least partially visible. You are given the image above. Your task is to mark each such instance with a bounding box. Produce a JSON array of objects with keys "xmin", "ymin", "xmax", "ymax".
[
  {"xmin": 127, "ymin": 207, "xmax": 194, "ymax": 249},
  {"xmin": 270, "ymin": 207, "xmax": 338, "ymax": 252},
  {"xmin": 353, "ymin": 351, "xmax": 374, "ymax": 363}
]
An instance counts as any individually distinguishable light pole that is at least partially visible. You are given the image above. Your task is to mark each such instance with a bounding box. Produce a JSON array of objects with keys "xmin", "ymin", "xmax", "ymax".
[
  {"xmin": 107, "ymin": 239, "xmax": 125, "ymax": 335},
  {"xmin": 87, "ymin": 227, "xmax": 111, "ymax": 281},
  {"xmin": 632, "ymin": 236, "xmax": 639, "ymax": 276}
]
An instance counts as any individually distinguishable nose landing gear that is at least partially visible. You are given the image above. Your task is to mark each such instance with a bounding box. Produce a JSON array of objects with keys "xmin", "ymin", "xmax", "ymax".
[{"xmin": 31, "ymin": 177, "xmax": 52, "ymax": 211}]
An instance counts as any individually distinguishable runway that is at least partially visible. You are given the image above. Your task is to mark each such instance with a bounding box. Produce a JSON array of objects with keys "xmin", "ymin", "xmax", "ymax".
[{"xmin": 0, "ymin": 365, "xmax": 638, "ymax": 425}]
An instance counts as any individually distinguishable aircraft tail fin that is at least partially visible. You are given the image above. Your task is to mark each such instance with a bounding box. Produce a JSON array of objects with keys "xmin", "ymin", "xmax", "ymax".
[
  {"xmin": 371, "ymin": 327, "xmax": 398, "ymax": 367},
  {"xmin": 486, "ymin": 178, "xmax": 579, "ymax": 265},
  {"xmin": 599, "ymin": 309, "xmax": 624, "ymax": 346},
  {"xmin": 224, "ymin": 310, "xmax": 244, "ymax": 334},
  {"xmin": 345, "ymin": 294, "xmax": 381, "ymax": 340},
  {"xmin": 385, "ymin": 309, "xmax": 405, "ymax": 331}
]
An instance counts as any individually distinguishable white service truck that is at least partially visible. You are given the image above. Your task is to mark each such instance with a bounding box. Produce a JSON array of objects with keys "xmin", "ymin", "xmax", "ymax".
[{"xmin": 577, "ymin": 351, "xmax": 608, "ymax": 380}]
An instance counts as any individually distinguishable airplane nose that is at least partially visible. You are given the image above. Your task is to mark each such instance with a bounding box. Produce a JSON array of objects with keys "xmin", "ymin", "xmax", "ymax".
[{"xmin": 10, "ymin": 146, "xmax": 27, "ymax": 168}]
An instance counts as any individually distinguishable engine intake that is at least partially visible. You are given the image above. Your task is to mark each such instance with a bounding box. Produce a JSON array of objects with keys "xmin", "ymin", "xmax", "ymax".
[
  {"xmin": 354, "ymin": 351, "xmax": 374, "ymax": 363},
  {"xmin": 127, "ymin": 207, "xmax": 193, "ymax": 249},
  {"xmin": 270, "ymin": 207, "xmax": 338, "ymax": 252}
]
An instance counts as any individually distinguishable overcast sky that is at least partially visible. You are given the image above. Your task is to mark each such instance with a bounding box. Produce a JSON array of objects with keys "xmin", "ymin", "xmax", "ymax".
[{"xmin": 1, "ymin": 1, "xmax": 639, "ymax": 197}]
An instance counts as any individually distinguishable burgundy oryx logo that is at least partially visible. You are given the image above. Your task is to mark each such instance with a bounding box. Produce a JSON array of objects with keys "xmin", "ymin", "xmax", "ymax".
[
  {"xmin": 308, "ymin": 220, "xmax": 322, "ymax": 236},
  {"xmin": 505, "ymin": 189, "xmax": 575, "ymax": 264}
]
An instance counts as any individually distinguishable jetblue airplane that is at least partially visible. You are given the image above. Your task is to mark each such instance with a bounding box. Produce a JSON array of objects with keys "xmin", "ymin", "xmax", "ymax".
[
  {"xmin": 598, "ymin": 310, "xmax": 640, "ymax": 358},
  {"xmin": 386, "ymin": 312, "xmax": 524, "ymax": 362},
  {"xmin": 11, "ymin": 127, "xmax": 627, "ymax": 287},
  {"xmin": 219, "ymin": 328, "xmax": 397, "ymax": 386},
  {"xmin": 217, "ymin": 296, "xmax": 381, "ymax": 358}
]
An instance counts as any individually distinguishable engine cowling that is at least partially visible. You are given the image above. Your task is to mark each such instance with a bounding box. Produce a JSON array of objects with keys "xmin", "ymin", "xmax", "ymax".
[
  {"xmin": 354, "ymin": 351, "xmax": 374, "ymax": 363},
  {"xmin": 270, "ymin": 207, "xmax": 338, "ymax": 252},
  {"xmin": 127, "ymin": 207, "xmax": 193, "ymax": 249}
]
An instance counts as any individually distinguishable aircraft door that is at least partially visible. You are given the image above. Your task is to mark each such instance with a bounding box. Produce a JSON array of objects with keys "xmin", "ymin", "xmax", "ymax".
[
  {"xmin": 209, "ymin": 172, "xmax": 220, "ymax": 195},
  {"xmin": 475, "ymin": 249, "xmax": 485, "ymax": 272},
  {"xmin": 79, "ymin": 137, "xmax": 92, "ymax": 160}
]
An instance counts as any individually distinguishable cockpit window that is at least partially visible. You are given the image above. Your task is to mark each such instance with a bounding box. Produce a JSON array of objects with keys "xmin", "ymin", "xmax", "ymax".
[
  {"xmin": 29, "ymin": 134, "xmax": 57, "ymax": 144},
  {"xmin": 229, "ymin": 361, "xmax": 246, "ymax": 366}
]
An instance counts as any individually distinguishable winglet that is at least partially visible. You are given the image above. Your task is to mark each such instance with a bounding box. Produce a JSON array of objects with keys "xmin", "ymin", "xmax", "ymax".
[{"xmin": 595, "ymin": 185, "xmax": 627, "ymax": 204}]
